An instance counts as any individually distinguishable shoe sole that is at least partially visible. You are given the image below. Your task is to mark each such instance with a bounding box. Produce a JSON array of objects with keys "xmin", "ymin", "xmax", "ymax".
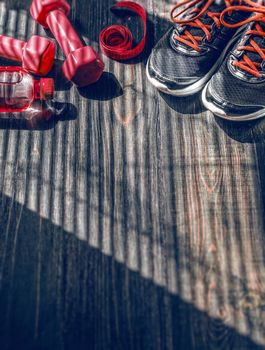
[
  {"xmin": 146, "ymin": 28, "xmax": 244, "ymax": 97},
  {"xmin": 202, "ymin": 82, "xmax": 265, "ymax": 121}
]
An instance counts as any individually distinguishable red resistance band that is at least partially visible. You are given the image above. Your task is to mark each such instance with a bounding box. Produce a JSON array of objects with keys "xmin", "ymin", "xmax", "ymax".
[{"xmin": 99, "ymin": 1, "xmax": 146, "ymax": 61}]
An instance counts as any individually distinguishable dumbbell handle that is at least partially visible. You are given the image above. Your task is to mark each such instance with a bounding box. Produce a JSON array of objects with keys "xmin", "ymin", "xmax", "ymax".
[
  {"xmin": 46, "ymin": 9, "xmax": 83, "ymax": 56},
  {"xmin": 0, "ymin": 36, "xmax": 26, "ymax": 62}
]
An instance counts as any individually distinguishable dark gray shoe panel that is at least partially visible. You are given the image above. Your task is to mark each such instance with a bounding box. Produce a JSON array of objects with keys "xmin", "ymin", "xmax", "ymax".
[
  {"xmin": 148, "ymin": 28, "xmax": 219, "ymax": 83},
  {"xmin": 208, "ymin": 60, "xmax": 265, "ymax": 108}
]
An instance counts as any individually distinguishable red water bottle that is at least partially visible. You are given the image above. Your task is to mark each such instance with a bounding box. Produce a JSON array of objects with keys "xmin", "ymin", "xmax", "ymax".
[{"xmin": 0, "ymin": 66, "xmax": 54, "ymax": 113}]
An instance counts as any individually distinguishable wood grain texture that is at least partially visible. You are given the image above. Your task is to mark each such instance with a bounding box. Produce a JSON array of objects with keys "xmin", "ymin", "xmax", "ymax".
[{"xmin": 0, "ymin": 0, "xmax": 264, "ymax": 349}]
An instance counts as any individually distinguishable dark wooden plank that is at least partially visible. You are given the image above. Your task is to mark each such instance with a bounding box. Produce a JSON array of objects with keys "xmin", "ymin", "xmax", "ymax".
[{"xmin": 0, "ymin": 0, "xmax": 264, "ymax": 349}]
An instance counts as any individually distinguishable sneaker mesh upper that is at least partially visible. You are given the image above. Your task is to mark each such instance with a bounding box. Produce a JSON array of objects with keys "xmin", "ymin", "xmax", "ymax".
[
  {"xmin": 209, "ymin": 61, "xmax": 265, "ymax": 106},
  {"xmin": 150, "ymin": 29, "xmax": 222, "ymax": 81}
]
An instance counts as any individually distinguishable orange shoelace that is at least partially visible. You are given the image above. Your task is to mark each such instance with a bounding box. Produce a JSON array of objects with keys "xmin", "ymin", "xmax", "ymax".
[
  {"xmin": 170, "ymin": 0, "xmax": 235, "ymax": 51},
  {"xmin": 220, "ymin": 1, "xmax": 265, "ymax": 77},
  {"xmin": 170, "ymin": 0, "xmax": 264, "ymax": 55}
]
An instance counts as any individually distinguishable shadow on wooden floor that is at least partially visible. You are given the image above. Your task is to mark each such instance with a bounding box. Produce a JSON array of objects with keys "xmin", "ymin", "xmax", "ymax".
[
  {"xmin": 0, "ymin": 102, "xmax": 77, "ymax": 130},
  {"xmin": 215, "ymin": 117, "xmax": 265, "ymax": 144},
  {"xmin": 215, "ymin": 118, "xmax": 265, "ymax": 237},
  {"xmin": 78, "ymin": 73, "xmax": 123, "ymax": 101},
  {"xmin": 0, "ymin": 193, "xmax": 263, "ymax": 350}
]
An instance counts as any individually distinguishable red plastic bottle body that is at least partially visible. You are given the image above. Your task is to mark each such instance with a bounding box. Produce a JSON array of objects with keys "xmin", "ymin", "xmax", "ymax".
[{"xmin": 0, "ymin": 67, "xmax": 54, "ymax": 113}]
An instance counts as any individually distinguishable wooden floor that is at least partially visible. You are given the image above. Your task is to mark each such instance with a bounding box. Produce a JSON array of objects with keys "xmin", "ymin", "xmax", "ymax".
[{"xmin": 0, "ymin": 0, "xmax": 265, "ymax": 349}]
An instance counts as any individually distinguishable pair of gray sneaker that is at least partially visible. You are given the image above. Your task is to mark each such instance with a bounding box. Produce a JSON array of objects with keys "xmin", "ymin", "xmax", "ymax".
[{"xmin": 146, "ymin": 0, "xmax": 265, "ymax": 121}]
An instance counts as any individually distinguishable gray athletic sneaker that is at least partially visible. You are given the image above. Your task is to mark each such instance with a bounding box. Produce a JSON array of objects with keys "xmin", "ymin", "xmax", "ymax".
[
  {"xmin": 202, "ymin": 0, "xmax": 265, "ymax": 121},
  {"xmin": 147, "ymin": 0, "xmax": 250, "ymax": 96}
]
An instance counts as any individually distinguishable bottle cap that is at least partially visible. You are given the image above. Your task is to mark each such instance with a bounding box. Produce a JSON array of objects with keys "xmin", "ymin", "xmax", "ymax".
[{"xmin": 39, "ymin": 78, "xmax": 54, "ymax": 100}]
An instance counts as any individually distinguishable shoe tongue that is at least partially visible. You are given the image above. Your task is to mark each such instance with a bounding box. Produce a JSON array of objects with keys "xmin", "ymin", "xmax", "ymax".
[
  {"xmin": 241, "ymin": 21, "xmax": 265, "ymax": 67},
  {"xmin": 247, "ymin": 1, "xmax": 265, "ymax": 65},
  {"xmin": 177, "ymin": 3, "xmax": 226, "ymax": 43}
]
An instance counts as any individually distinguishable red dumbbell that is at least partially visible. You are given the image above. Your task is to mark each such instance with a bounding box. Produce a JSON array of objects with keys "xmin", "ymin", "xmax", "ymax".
[
  {"xmin": 30, "ymin": 0, "xmax": 104, "ymax": 87},
  {"xmin": 0, "ymin": 35, "xmax": 55, "ymax": 75}
]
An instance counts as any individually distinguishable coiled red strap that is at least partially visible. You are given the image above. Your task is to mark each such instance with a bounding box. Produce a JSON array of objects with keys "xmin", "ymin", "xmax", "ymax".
[{"xmin": 99, "ymin": 1, "xmax": 146, "ymax": 61}]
